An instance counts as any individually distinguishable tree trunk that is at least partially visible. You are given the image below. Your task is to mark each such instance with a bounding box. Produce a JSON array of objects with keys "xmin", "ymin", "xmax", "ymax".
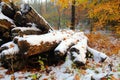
[
  {"xmin": 57, "ymin": 6, "xmax": 61, "ymax": 29},
  {"xmin": 70, "ymin": 0, "xmax": 76, "ymax": 30}
]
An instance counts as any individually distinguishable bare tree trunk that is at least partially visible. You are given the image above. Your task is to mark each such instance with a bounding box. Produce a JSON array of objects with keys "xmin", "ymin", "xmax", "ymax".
[
  {"xmin": 46, "ymin": 0, "xmax": 47, "ymax": 12},
  {"xmin": 57, "ymin": 6, "xmax": 61, "ymax": 29},
  {"xmin": 70, "ymin": 0, "xmax": 76, "ymax": 30},
  {"xmin": 90, "ymin": 19, "xmax": 93, "ymax": 32}
]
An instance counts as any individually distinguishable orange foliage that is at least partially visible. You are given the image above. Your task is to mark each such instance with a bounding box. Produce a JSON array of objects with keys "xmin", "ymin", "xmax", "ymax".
[
  {"xmin": 51, "ymin": 0, "xmax": 88, "ymax": 9},
  {"xmin": 86, "ymin": 32, "xmax": 120, "ymax": 55},
  {"xmin": 88, "ymin": 0, "xmax": 120, "ymax": 31},
  {"xmin": 74, "ymin": 74, "xmax": 80, "ymax": 80},
  {"xmin": 2, "ymin": 0, "xmax": 19, "ymax": 3}
]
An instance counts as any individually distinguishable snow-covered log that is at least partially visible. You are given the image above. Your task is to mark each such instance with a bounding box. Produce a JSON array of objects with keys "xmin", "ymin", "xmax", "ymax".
[
  {"xmin": 1, "ymin": 2, "xmax": 16, "ymax": 19},
  {"xmin": 0, "ymin": 8, "xmax": 14, "ymax": 30},
  {"xmin": 11, "ymin": 26, "xmax": 42, "ymax": 36},
  {"xmin": 1, "ymin": 2, "xmax": 53, "ymax": 33},
  {"xmin": 0, "ymin": 41, "xmax": 19, "ymax": 60},
  {"xmin": 0, "ymin": 2, "xmax": 109, "ymax": 71},
  {"xmin": 70, "ymin": 37, "xmax": 87, "ymax": 65},
  {"xmin": 0, "ymin": 11, "xmax": 14, "ymax": 45},
  {"xmin": 54, "ymin": 32, "xmax": 86, "ymax": 56},
  {"xmin": 87, "ymin": 47, "xmax": 108, "ymax": 62},
  {"xmin": 14, "ymin": 30, "xmax": 72, "ymax": 56}
]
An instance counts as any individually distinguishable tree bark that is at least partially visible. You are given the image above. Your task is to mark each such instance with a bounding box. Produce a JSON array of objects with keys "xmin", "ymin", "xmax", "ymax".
[
  {"xmin": 70, "ymin": 0, "xmax": 76, "ymax": 30},
  {"xmin": 22, "ymin": 5, "xmax": 53, "ymax": 33},
  {"xmin": 1, "ymin": 2, "xmax": 16, "ymax": 19},
  {"xmin": 57, "ymin": 6, "xmax": 61, "ymax": 29}
]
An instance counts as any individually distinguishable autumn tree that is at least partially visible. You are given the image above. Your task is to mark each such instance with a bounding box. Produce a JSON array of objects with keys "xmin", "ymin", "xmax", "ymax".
[
  {"xmin": 87, "ymin": 0, "xmax": 120, "ymax": 33},
  {"xmin": 1, "ymin": 0, "xmax": 20, "ymax": 3},
  {"xmin": 51, "ymin": 0, "xmax": 88, "ymax": 30}
]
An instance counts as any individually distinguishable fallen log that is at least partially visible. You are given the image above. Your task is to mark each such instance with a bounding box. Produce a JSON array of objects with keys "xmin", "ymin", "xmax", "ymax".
[
  {"xmin": 0, "ymin": 30, "xmax": 108, "ymax": 61},
  {"xmin": 70, "ymin": 38, "xmax": 87, "ymax": 65},
  {"xmin": 0, "ymin": 2, "xmax": 109, "ymax": 71},
  {"xmin": 1, "ymin": 2, "xmax": 53, "ymax": 33},
  {"xmin": 1, "ymin": 2, "xmax": 16, "ymax": 19},
  {"xmin": 11, "ymin": 26, "xmax": 42, "ymax": 36},
  {"xmin": 54, "ymin": 32, "xmax": 85, "ymax": 56},
  {"xmin": 14, "ymin": 30, "xmax": 72, "ymax": 56},
  {"xmin": 0, "ymin": 12, "xmax": 14, "ymax": 46},
  {"xmin": 20, "ymin": 4, "xmax": 53, "ymax": 33},
  {"xmin": 0, "ymin": 30, "xmax": 109, "ymax": 70},
  {"xmin": 0, "ymin": 19, "xmax": 13, "ymax": 30},
  {"xmin": 0, "ymin": 1, "xmax": 54, "ymax": 46}
]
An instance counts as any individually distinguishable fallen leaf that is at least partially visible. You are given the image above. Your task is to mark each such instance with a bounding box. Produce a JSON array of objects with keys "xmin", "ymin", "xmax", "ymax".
[
  {"xmin": 101, "ymin": 77, "xmax": 107, "ymax": 80},
  {"xmin": 74, "ymin": 74, "xmax": 80, "ymax": 80},
  {"xmin": 111, "ymin": 75, "xmax": 117, "ymax": 80},
  {"xmin": 11, "ymin": 75, "xmax": 15, "ymax": 80},
  {"xmin": 0, "ymin": 74, "xmax": 4, "ymax": 79}
]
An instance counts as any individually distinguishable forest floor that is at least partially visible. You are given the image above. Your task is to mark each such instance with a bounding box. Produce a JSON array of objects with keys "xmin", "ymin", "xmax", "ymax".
[{"xmin": 0, "ymin": 32, "xmax": 120, "ymax": 80}]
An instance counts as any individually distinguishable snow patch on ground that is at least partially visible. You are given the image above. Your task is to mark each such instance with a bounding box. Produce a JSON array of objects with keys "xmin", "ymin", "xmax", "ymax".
[{"xmin": 0, "ymin": 54, "xmax": 120, "ymax": 80}]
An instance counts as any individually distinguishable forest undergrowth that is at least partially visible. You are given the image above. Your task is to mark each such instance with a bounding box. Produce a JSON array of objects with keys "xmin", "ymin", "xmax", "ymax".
[{"xmin": 86, "ymin": 32, "xmax": 120, "ymax": 56}]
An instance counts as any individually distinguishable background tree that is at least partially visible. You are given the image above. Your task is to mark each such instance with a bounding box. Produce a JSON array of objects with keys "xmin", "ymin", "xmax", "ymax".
[
  {"xmin": 51, "ymin": 0, "xmax": 88, "ymax": 30},
  {"xmin": 87, "ymin": 0, "xmax": 120, "ymax": 34},
  {"xmin": 70, "ymin": 0, "xmax": 75, "ymax": 30}
]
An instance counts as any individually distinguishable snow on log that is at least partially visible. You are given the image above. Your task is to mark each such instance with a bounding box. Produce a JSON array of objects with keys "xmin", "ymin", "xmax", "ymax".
[
  {"xmin": 0, "ymin": 11, "xmax": 14, "ymax": 30},
  {"xmin": 1, "ymin": 2, "xmax": 53, "ymax": 34},
  {"xmin": 1, "ymin": 2, "xmax": 15, "ymax": 19},
  {"xmin": 0, "ymin": 9, "xmax": 14, "ymax": 46},
  {"xmin": 0, "ymin": 41, "xmax": 19, "ymax": 59},
  {"xmin": 14, "ymin": 30, "xmax": 72, "ymax": 56},
  {"xmin": 11, "ymin": 26, "xmax": 42, "ymax": 36},
  {"xmin": 70, "ymin": 37, "xmax": 87, "ymax": 65},
  {"xmin": 54, "ymin": 32, "xmax": 86, "ymax": 56},
  {"xmin": 87, "ymin": 47, "xmax": 108, "ymax": 62}
]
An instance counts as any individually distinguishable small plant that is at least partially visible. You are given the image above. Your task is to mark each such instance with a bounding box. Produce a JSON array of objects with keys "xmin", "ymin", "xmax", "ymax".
[
  {"xmin": 38, "ymin": 60, "xmax": 45, "ymax": 71},
  {"xmin": 31, "ymin": 74, "xmax": 37, "ymax": 80},
  {"xmin": 38, "ymin": 56, "xmax": 47, "ymax": 71}
]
